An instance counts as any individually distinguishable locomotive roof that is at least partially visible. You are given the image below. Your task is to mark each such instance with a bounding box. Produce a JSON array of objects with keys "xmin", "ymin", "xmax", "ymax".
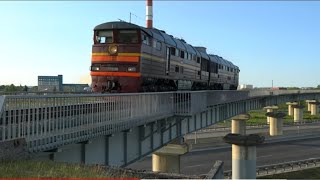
[
  {"xmin": 94, "ymin": 21, "xmax": 142, "ymax": 30},
  {"xmin": 94, "ymin": 21, "xmax": 239, "ymax": 69}
]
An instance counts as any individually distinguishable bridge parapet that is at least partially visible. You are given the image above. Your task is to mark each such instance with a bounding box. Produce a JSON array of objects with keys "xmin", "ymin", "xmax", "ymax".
[
  {"xmin": 0, "ymin": 92, "xmax": 177, "ymax": 151},
  {"xmin": 0, "ymin": 96, "xmax": 4, "ymax": 116},
  {"xmin": 248, "ymin": 89, "xmax": 320, "ymax": 97}
]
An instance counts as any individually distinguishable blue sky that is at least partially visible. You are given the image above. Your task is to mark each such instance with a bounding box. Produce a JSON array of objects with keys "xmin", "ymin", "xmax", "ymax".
[{"xmin": 0, "ymin": 1, "xmax": 319, "ymax": 87}]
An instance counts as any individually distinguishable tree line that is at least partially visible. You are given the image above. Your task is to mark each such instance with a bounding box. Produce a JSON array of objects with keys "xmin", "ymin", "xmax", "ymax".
[{"xmin": 0, "ymin": 84, "xmax": 37, "ymax": 92}]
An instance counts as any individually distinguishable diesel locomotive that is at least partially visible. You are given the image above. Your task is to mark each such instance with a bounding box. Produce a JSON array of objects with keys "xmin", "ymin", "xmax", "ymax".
[{"xmin": 90, "ymin": 21, "xmax": 240, "ymax": 93}]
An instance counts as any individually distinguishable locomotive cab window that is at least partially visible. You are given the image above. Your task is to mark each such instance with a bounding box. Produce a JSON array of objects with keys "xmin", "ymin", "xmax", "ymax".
[
  {"xmin": 118, "ymin": 30, "xmax": 138, "ymax": 44},
  {"xmin": 96, "ymin": 30, "xmax": 113, "ymax": 44}
]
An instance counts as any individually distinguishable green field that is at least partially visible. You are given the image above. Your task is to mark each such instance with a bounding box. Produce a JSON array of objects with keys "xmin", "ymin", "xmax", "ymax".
[
  {"xmin": 0, "ymin": 160, "xmax": 137, "ymax": 178},
  {"xmin": 218, "ymin": 101, "xmax": 320, "ymax": 126}
]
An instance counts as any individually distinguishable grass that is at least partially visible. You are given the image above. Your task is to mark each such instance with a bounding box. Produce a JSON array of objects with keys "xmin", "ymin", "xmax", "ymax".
[
  {"xmin": 217, "ymin": 101, "xmax": 320, "ymax": 126},
  {"xmin": 0, "ymin": 160, "xmax": 139, "ymax": 178},
  {"xmin": 259, "ymin": 167, "xmax": 320, "ymax": 179}
]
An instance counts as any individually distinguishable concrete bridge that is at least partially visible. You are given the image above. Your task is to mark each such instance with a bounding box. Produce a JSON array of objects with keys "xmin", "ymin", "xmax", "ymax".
[{"xmin": 1, "ymin": 90, "xmax": 320, "ymax": 168}]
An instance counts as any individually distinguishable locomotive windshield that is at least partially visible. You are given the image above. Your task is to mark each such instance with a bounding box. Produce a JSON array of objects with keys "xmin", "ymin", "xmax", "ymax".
[
  {"xmin": 117, "ymin": 30, "xmax": 138, "ymax": 44},
  {"xmin": 96, "ymin": 30, "xmax": 113, "ymax": 44}
]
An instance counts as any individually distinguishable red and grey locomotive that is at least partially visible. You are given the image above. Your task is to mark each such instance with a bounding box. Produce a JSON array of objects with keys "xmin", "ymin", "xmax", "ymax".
[{"xmin": 90, "ymin": 21, "xmax": 240, "ymax": 93}]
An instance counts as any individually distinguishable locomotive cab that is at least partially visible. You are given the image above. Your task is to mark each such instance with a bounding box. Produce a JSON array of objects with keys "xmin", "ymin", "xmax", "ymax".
[{"xmin": 90, "ymin": 22, "xmax": 143, "ymax": 93}]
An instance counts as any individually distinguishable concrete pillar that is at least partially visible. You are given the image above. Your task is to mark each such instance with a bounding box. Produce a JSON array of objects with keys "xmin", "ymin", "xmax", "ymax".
[
  {"xmin": 266, "ymin": 112, "xmax": 286, "ymax": 136},
  {"xmin": 152, "ymin": 143, "xmax": 188, "ymax": 173},
  {"xmin": 292, "ymin": 105, "xmax": 304, "ymax": 123},
  {"xmin": 263, "ymin": 106, "xmax": 278, "ymax": 124},
  {"xmin": 286, "ymin": 102, "xmax": 298, "ymax": 116},
  {"xmin": 224, "ymin": 134, "xmax": 265, "ymax": 180},
  {"xmin": 231, "ymin": 114, "xmax": 250, "ymax": 135},
  {"xmin": 306, "ymin": 100, "xmax": 316, "ymax": 112},
  {"xmin": 309, "ymin": 101, "xmax": 319, "ymax": 115}
]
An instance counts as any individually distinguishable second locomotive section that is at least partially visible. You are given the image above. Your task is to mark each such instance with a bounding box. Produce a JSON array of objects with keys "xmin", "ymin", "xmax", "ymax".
[{"xmin": 90, "ymin": 21, "xmax": 239, "ymax": 93}]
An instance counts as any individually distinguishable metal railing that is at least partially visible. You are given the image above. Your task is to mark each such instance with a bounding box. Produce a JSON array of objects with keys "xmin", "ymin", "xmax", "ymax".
[
  {"xmin": 1, "ymin": 89, "xmax": 320, "ymax": 152},
  {"xmin": 248, "ymin": 89, "xmax": 320, "ymax": 97},
  {"xmin": 256, "ymin": 158, "xmax": 320, "ymax": 176},
  {"xmin": 0, "ymin": 92, "xmax": 177, "ymax": 152},
  {"xmin": 224, "ymin": 158, "xmax": 320, "ymax": 178}
]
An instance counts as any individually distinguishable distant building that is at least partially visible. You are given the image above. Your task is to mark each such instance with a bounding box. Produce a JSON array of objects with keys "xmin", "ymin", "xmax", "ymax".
[
  {"xmin": 238, "ymin": 84, "xmax": 253, "ymax": 90},
  {"xmin": 38, "ymin": 75, "xmax": 63, "ymax": 92},
  {"xmin": 38, "ymin": 75, "xmax": 89, "ymax": 92},
  {"xmin": 63, "ymin": 84, "xmax": 89, "ymax": 92}
]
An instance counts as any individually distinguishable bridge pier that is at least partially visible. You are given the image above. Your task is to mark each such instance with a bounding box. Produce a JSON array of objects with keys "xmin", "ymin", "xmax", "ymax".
[
  {"xmin": 263, "ymin": 106, "xmax": 278, "ymax": 124},
  {"xmin": 231, "ymin": 114, "xmax": 250, "ymax": 135},
  {"xmin": 224, "ymin": 134, "xmax": 264, "ymax": 180},
  {"xmin": 309, "ymin": 101, "xmax": 319, "ymax": 115},
  {"xmin": 306, "ymin": 100, "xmax": 316, "ymax": 112},
  {"xmin": 152, "ymin": 143, "xmax": 188, "ymax": 173},
  {"xmin": 286, "ymin": 102, "xmax": 298, "ymax": 116},
  {"xmin": 293, "ymin": 105, "xmax": 304, "ymax": 123},
  {"xmin": 266, "ymin": 112, "xmax": 286, "ymax": 136}
]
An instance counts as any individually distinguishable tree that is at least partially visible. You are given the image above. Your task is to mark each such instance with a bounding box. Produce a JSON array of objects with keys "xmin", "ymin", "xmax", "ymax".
[
  {"xmin": 317, "ymin": 85, "xmax": 320, "ymax": 89},
  {"xmin": 4, "ymin": 84, "xmax": 17, "ymax": 92},
  {"xmin": 23, "ymin": 85, "xmax": 28, "ymax": 92}
]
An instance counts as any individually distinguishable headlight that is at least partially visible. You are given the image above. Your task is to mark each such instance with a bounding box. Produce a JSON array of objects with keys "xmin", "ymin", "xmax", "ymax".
[
  {"xmin": 108, "ymin": 45, "xmax": 118, "ymax": 55},
  {"xmin": 91, "ymin": 66, "xmax": 100, "ymax": 71},
  {"xmin": 128, "ymin": 67, "xmax": 136, "ymax": 72}
]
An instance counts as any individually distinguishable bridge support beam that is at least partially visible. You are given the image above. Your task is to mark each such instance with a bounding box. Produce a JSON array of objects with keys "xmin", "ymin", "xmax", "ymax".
[
  {"xmin": 266, "ymin": 112, "xmax": 286, "ymax": 136},
  {"xmin": 152, "ymin": 143, "xmax": 188, "ymax": 173},
  {"xmin": 231, "ymin": 114, "xmax": 250, "ymax": 135},
  {"xmin": 310, "ymin": 101, "xmax": 319, "ymax": 115},
  {"xmin": 293, "ymin": 105, "xmax": 304, "ymax": 123},
  {"xmin": 286, "ymin": 102, "xmax": 298, "ymax": 116},
  {"xmin": 263, "ymin": 106, "xmax": 278, "ymax": 124},
  {"xmin": 224, "ymin": 134, "xmax": 264, "ymax": 180}
]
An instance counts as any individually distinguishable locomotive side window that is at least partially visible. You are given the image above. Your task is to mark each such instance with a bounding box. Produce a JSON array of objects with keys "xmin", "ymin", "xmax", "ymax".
[
  {"xmin": 170, "ymin": 47, "xmax": 176, "ymax": 56},
  {"xmin": 175, "ymin": 65, "xmax": 179, "ymax": 72},
  {"xmin": 197, "ymin": 57, "xmax": 200, "ymax": 63},
  {"xmin": 142, "ymin": 34, "xmax": 150, "ymax": 45},
  {"xmin": 193, "ymin": 55, "xmax": 197, "ymax": 61},
  {"xmin": 153, "ymin": 40, "xmax": 162, "ymax": 50},
  {"xmin": 180, "ymin": 51, "xmax": 185, "ymax": 59},
  {"xmin": 176, "ymin": 49, "xmax": 180, "ymax": 57},
  {"xmin": 96, "ymin": 30, "xmax": 113, "ymax": 44},
  {"xmin": 157, "ymin": 42, "xmax": 162, "ymax": 50},
  {"xmin": 118, "ymin": 30, "xmax": 138, "ymax": 43}
]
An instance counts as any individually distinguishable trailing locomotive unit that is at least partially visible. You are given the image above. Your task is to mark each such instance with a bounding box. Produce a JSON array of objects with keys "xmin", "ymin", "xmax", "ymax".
[{"xmin": 90, "ymin": 21, "xmax": 240, "ymax": 93}]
